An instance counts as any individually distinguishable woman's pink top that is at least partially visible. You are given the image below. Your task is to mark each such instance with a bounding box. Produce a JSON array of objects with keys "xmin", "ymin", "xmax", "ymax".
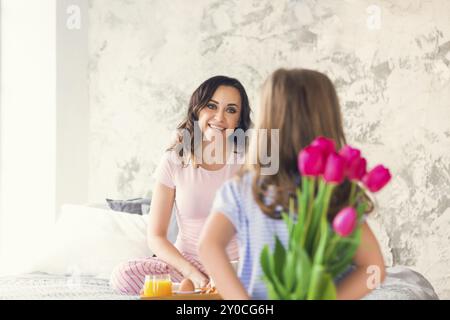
[{"xmin": 154, "ymin": 150, "xmax": 241, "ymax": 260}]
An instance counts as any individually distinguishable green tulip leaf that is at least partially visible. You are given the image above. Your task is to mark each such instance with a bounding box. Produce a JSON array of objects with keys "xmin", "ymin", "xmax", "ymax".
[
  {"xmin": 329, "ymin": 228, "xmax": 362, "ymax": 277},
  {"xmin": 306, "ymin": 264, "xmax": 323, "ymax": 300},
  {"xmin": 260, "ymin": 245, "xmax": 273, "ymax": 282},
  {"xmin": 274, "ymin": 236, "xmax": 287, "ymax": 282},
  {"xmin": 293, "ymin": 248, "xmax": 312, "ymax": 299},
  {"xmin": 283, "ymin": 251, "xmax": 297, "ymax": 292},
  {"xmin": 307, "ymin": 264, "xmax": 336, "ymax": 300},
  {"xmin": 320, "ymin": 272, "xmax": 337, "ymax": 300},
  {"xmin": 260, "ymin": 244, "xmax": 289, "ymax": 299},
  {"xmin": 265, "ymin": 278, "xmax": 279, "ymax": 300}
]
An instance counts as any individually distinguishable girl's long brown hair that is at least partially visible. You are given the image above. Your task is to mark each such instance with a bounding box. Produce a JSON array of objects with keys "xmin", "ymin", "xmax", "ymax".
[
  {"xmin": 168, "ymin": 76, "xmax": 252, "ymax": 165},
  {"xmin": 245, "ymin": 68, "xmax": 373, "ymax": 220}
]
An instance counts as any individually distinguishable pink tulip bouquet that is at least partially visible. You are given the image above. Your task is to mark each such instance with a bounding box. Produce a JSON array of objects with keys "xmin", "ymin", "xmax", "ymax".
[{"xmin": 260, "ymin": 137, "xmax": 391, "ymax": 299}]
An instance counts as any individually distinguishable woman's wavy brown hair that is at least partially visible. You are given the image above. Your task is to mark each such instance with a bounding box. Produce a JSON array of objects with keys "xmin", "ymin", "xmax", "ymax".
[
  {"xmin": 168, "ymin": 76, "xmax": 252, "ymax": 165},
  {"xmin": 244, "ymin": 68, "xmax": 373, "ymax": 220}
]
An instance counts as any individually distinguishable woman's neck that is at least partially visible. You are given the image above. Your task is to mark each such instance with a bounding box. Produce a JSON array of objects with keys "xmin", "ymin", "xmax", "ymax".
[{"xmin": 199, "ymin": 139, "xmax": 232, "ymax": 168}]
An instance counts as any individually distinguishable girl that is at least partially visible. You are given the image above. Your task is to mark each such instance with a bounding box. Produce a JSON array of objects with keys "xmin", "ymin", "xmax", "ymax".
[
  {"xmin": 199, "ymin": 69, "xmax": 386, "ymax": 300},
  {"xmin": 110, "ymin": 76, "xmax": 251, "ymax": 295}
]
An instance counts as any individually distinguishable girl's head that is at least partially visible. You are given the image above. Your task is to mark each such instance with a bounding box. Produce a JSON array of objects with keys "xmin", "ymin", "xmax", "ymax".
[
  {"xmin": 249, "ymin": 68, "xmax": 372, "ymax": 218},
  {"xmin": 257, "ymin": 68, "xmax": 346, "ymax": 159},
  {"xmin": 170, "ymin": 76, "xmax": 251, "ymax": 163}
]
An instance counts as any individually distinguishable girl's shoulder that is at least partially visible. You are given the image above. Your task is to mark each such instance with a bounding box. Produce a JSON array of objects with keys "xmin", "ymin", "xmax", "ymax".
[{"xmin": 222, "ymin": 170, "xmax": 254, "ymax": 199}]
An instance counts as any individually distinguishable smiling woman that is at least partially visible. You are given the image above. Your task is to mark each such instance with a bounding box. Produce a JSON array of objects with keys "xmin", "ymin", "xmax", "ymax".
[
  {"xmin": 198, "ymin": 85, "xmax": 243, "ymax": 168},
  {"xmin": 199, "ymin": 86, "xmax": 241, "ymax": 140},
  {"xmin": 109, "ymin": 76, "xmax": 252, "ymax": 295},
  {"xmin": 171, "ymin": 76, "xmax": 251, "ymax": 168}
]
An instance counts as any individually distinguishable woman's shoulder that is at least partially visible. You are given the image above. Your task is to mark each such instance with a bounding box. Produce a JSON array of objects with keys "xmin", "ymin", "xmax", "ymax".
[
  {"xmin": 153, "ymin": 150, "xmax": 187, "ymax": 185},
  {"xmin": 159, "ymin": 149, "xmax": 187, "ymax": 169}
]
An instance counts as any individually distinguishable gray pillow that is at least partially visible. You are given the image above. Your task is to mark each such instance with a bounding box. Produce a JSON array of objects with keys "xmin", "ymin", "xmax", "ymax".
[
  {"xmin": 141, "ymin": 203, "xmax": 150, "ymax": 215},
  {"xmin": 106, "ymin": 198, "xmax": 151, "ymax": 215}
]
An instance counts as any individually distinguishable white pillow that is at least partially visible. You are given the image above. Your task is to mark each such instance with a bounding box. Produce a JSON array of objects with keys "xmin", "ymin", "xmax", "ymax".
[{"xmin": 26, "ymin": 204, "xmax": 152, "ymax": 279}]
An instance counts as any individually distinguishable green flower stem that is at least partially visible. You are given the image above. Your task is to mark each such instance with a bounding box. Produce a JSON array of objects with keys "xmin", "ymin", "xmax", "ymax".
[
  {"xmin": 287, "ymin": 197, "xmax": 299, "ymax": 251},
  {"xmin": 322, "ymin": 186, "xmax": 336, "ymax": 217},
  {"xmin": 305, "ymin": 178, "xmax": 325, "ymax": 251},
  {"xmin": 296, "ymin": 187, "xmax": 302, "ymax": 223},
  {"xmin": 308, "ymin": 177, "xmax": 315, "ymax": 216},
  {"xmin": 295, "ymin": 188, "xmax": 303, "ymax": 248},
  {"xmin": 315, "ymin": 216, "xmax": 328, "ymax": 265},
  {"xmin": 300, "ymin": 176, "xmax": 309, "ymax": 220},
  {"xmin": 300, "ymin": 177, "xmax": 316, "ymax": 247},
  {"xmin": 312, "ymin": 183, "xmax": 333, "ymax": 252},
  {"xmin": 299, "ymin": 176, "xmax": 309, "ymax": 245},
  {"xmin": 324, "ymin": 233, "xmax": 339, "ymax": 263}
]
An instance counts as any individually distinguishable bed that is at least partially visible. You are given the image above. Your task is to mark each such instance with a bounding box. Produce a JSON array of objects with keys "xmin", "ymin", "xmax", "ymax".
[
  {"xmin": 0, "ymin": 204, "xmax": 439, "ymax": 300},
  {"xmin": 0, "ymin": 266, "xmax": 438, "ymax": 300}
]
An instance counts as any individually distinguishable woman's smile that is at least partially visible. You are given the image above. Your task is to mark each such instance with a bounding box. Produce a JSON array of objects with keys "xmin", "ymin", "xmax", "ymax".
[{"xmin": 208, "ymin": 123, "xmax": 226, "ymax": 131}]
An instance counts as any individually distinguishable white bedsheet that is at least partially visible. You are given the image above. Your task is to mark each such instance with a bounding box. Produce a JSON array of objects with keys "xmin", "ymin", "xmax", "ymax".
[
  {"xmin": 0, "ymin": 272, "xmax": 137, "ymax": 300},
  {"xmin": 0, "ymin": 266, "xmax": 439, "ymax": 300}
]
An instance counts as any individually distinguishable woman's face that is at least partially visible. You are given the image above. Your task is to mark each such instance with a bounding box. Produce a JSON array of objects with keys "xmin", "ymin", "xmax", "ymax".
[{"xmin": 198, "ymin": 85, "xmax": 242, "ymax": 141}]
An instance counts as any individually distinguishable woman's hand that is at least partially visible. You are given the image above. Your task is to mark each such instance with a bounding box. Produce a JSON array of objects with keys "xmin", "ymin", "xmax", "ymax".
[{"xmin": 183, "ymin": 265, "xmax": 210, "ymax": 288}]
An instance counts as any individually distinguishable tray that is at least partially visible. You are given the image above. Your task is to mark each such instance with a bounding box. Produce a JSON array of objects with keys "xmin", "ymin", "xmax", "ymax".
[{"xmin": 140, "ymin": 292, "xmax": 222, "ymax": 300}]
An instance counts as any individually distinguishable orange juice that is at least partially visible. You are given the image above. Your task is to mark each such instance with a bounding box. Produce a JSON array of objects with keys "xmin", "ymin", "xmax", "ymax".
[{"xmin": 143, "ymin": 275, "xmax": 172, "ymax": 297}]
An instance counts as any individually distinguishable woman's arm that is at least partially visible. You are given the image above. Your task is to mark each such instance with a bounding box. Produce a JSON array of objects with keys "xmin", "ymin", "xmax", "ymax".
[
  {"xmin": 147, "ymin": 182, "xmax": 209, "ymax": 287},
  {"xmin": 199, "ymin": 212, "xmax": 250, "ymax": 300},
  {"xmin": 336, "ymin": 222, "xmax": 386, "ymax": 300}
]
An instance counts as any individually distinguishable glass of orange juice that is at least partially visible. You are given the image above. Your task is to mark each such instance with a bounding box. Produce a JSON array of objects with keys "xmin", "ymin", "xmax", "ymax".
[{"xmin": 143, "ymin": 274, "xmax": 173, "ymax": 297}]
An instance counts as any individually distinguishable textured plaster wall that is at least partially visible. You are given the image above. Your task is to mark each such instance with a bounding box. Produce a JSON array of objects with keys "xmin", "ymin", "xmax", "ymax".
[{"xmin": 88, "ymin": 0, "xmax": 450, "ymax": 298}]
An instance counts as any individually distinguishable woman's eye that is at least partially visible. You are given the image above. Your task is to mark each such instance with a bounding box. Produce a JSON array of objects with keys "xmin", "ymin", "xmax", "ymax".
[
  {"xmin": 227, "ymin": 108, "xmax": 237, "ymax": 114},
  {"xmin": 207, "ymin": 104, "xmax": 216, "ymax": 110}
]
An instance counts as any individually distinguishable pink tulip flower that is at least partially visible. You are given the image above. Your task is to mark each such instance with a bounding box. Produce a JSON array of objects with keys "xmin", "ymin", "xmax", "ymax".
[
  {"xmin": 339, "ymin": 145, "xmax": 361, "ymax": 165},
  {"xmin": 311, "ymin": 136, "xmax": 336, "ymax": 159},
  {"xmin": 339, "ymin": 145, "xmax": 367, "ymax": 181},
  {"xmin": 362, "ymin": 165, "xmax": 391, "ymax": 192},
  {"xmin": 323, "ymin": 152, "xmax": 345, "ymax": 184},
  {"xmin": 348, "ymin": 157, "xmax": 367, "ymax": 181},
  {"xmin": 333, "ymin": 207, "xmax": 357, "ymax": 237},
  {"xmin": 298, "ymin": 146, "xmax": 325, "ymax": 176}
]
